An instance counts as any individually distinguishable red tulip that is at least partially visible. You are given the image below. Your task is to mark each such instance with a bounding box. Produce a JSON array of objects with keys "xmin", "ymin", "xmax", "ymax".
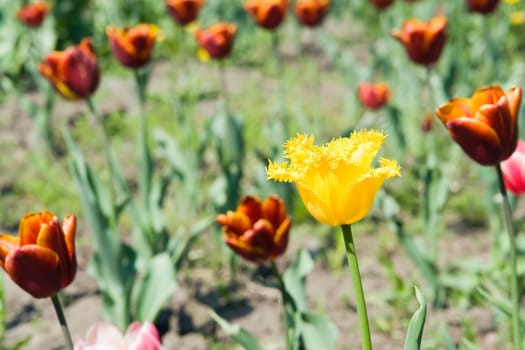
[
  {"xmin": 216, "ymin": 195, "xmax": 291, "ymax": 263},
  {"xmin": 166, "ymin": 0, "xmax": 205, "ymax": 26},
  {"xmin": 107, "ymin": 24, "xmax": 159, "ymax": 69},
  {"xmin": 501, "ymin": 140, "xmax": 525, "ymax": 195},
  {"xmin": 466, "ymin": 0, "xmax": 499, "ymax": 14},
  {"xmin": 245, "ymin": 0, "xmax": 288, "ymax": 30},
  {"xmin": 357, "ymin": 82, "xmax": 391, "ymax": 110},
  {"xmin": 39, "ymin": 38, "xmax": 100, "ymax": 100},
  {"xmin": 194, "ymin": 22, "xmax": 237, "ymax": 60},
  {"xmin": 294, "ymin": 0, "xmax": 330, "ymax": 27},
  {"xmin": 17, "ymin": 1, "xmax": 51, "ymax": 28},
  {"xmin": 391, "ymin": 16, "xmax": 447, "ymax": 66},
  {"xmin": 370, "ymin": 0, "xmax": 394, "ymax": 10},
  {"xmin": 0, "ymin": 212, "xmax": 77, "ymax": 298},
  {"xmin": 436, "ymin": 85, "xmax": 522, "ymax": 166}
]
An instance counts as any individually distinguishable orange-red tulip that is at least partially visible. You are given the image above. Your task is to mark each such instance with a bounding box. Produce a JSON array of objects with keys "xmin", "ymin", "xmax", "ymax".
[
  {"xmin": 466, "ymin": 0, "xmax": 499, "ymax": 14},
  {"xmin": 501, "ymin": 140, "xmax": 525, "ymax": 195},
  {"xmin": 0, "ymin": 212, "xmax": 77, "ymax": 298},
  {"xmin": 294, "ymin": 0, "xmax": 330, "ymax": 27},
  {"xmin": 194, "ymin": 22, "xmax": 237, "ymax": 60},
  {"xmin": 107, "ymin": 24, "xmax": 159, "ymax": 69},
  {"xmin": 391, "ymin": 16, "xmax": 447, "ymax": 66},
  {"xmin": 17, "ymin": 1, "xmax": 51, "ymax": 28},
  {"xmin": 436, "ymin": 86, "xmax": 522, "ymax": 166},
  {"xmin": 216, "ymin": 195, "xmax": 291, "ymax": 263},
  {"xmin": 166, "ymin": 0, "xmax": 205, "ymax": 26},
  {"xmin": 370, "ymin": 0, "xmax": 394, "ymax": 10},
  {"xmin": 245, "ymin": 0, "xmax": 288, "ymax": 30},
  {"xmin": 39, "ymin": 38, "xmax": 100, "ymax": 100},
  {"xmin": 357, "ymin": 82, "xmax": 391, "ymax": 110}
]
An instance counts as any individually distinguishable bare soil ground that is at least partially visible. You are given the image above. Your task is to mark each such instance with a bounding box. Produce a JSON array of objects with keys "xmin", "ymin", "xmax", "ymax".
[{"xmin": 3, "ymin": 219, "xmax": 505, "ymax": 349}]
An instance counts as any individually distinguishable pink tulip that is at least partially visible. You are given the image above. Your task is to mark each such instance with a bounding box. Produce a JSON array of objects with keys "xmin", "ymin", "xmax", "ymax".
[
  {"xmin": 125, "ymin": 322, "xmax": 162, "ymax": 350},
  {"xmin": 75, "ymin": 321, "xmax": 162, "ymax": 350},
  {"xmin": 501, "ymin": 140, "xmax": 525, "ymax": 195}
]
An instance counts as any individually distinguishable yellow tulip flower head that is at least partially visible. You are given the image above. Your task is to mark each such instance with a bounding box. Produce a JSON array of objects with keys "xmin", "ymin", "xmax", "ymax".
[{"xmin": 266, "ymin": 130, "xmax": 400, "ymax": 226}]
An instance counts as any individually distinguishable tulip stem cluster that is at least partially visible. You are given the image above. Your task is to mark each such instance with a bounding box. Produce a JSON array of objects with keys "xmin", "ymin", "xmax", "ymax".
[
  {"xmin": 341, "ymin": 224, "xmax": 372, "ymax": 350},
  {"xmin": 495, "ymin": 164, "xmax": 523, "ymax": 349},
  {"xmin": 51, "ymin": 294, "xmax": 73, "ymax": 350}
]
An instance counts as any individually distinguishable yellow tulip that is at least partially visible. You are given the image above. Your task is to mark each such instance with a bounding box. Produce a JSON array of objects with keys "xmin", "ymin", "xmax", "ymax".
[
  {"xmin": 510, "ymin": 11, "xmax": 525, "ymax": 25},
  {"xmin": 266, "ymin": 130, "xmax": 400, "ymax": 226}
]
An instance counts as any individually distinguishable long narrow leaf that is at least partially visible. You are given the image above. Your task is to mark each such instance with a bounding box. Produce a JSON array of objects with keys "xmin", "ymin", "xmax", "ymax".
[
  {"xmin": 439, "ymin": 323, "xmax": 458, "ymax": 350},
  {"xmin": 62, "ymin": 125, "xmax": 134, "ymax": 328},
  {"xmin": 300, "ymin": 311, "xmax": 338, "ymax": 350},
  {"xmin": 403, "ymin": 286, "xmax": 427, "ymax": 350},
  {"xmin": 283, "ymin": 249, "xmax": 314, "ymax": 312},
  {"xmin": 131, "ymin": 253, "xmax": 176, "ymax": 322},
  {"xmin": 62, "ymin": 125, "xmax": 120, "ymax": 272},
  {"xmin": 209, "ymin": 309, "xmax": 264, "ymax": 350},
  {"xmin": 477, "ymin": 287, "xmax": 525, "ymax": 327},
  {"xmin": 170, "ymin": 217, "xmax": 214, "ymax": 271},
  {"xmin": 381, "ymin": 192, "xmax": 439, "ymax": 289},
  {"xmin": 138, "ymin": 120, "xmax": 153, "ymax": 207}
]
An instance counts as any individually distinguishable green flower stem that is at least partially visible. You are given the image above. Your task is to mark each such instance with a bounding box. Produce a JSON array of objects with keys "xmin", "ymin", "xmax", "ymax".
[
  {"xmin": 422, "ymin": 67, "xmax": 445, "ymax": 307},
  {"xmin": 86, "ymin": 98, "xmax": 125, "ymax": 196},
  {"xmin": 495, "ymin": 164, "xmax": 522, "ymax": 349},
  {"xmin": 26, "ymin": 32, "xmax": 56, "ymax": 154},
  {"xmin": 178, "ymin": 26, "xmax": 187, "ymax": 60},
  {"xmin": 271, "ymin": 260, "xmax": 293, "ymax": 350},
  {"xmin": 311, "ymin": 28, "xmax": 322, "ymax": 138},
  {"xmin": 86, "ymin": 98, "xmax": 111, "ymax": 152},
  {"xmin": 134, "ymin": 69, "xmax": 153, "ymax": 206},
  {"xmin": 271, "ymin": 31, "xmax": 288, "ymax": 137},
  {"xmin": 482, "ymin": 17, "xmax": 498, "ymax": 84},
  {"xmin": 134, "ymin": 69, "xmax": 147, "ymax": 114},
  {"xmin": 50, "ymin": 294, "xmax": 73, "ymax": 350},
  {"xmin": 341, "ymin": 224, "xmax": 372, "ymax": 350},
  {"xmin": 218, "ymin": 61, "xmax": 229, "ymax": 113}
]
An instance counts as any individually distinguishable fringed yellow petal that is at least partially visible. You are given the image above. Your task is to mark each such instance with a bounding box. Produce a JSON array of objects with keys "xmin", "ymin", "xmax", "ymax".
[
  {"xmin": 266, "ymin": 129, "xmax": 401, "ymax": 226},
  {"xmin": 284, "ymin": 134, "xmax": 321, "ymax": 171}
]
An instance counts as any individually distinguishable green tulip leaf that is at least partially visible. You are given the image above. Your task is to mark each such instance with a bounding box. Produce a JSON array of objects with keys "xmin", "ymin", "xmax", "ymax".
[
  {"xmin": 283, "ymin": 249, "xmax": 314, "ymax": 312},
  {"xmin": 169, "ymin": 217, "xmax": 213, "ymax": 271},
  {"xmin": 209, "ymin": 309, "xmax": 264, "ymax": 350},
  {"xmin": 477, "ymin": 287, "xmax": 525, "ymax": 328},
  {"xmin": 131, "ymin": 252, "xmax": 177, "ymax": 322},
  {"xmin": 403, "ymin": 286, "xmax": 427, "ymax": 350},
  {"xmin": 300, "ymin": 311, "xmax": 338, "ymax": 350}
]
